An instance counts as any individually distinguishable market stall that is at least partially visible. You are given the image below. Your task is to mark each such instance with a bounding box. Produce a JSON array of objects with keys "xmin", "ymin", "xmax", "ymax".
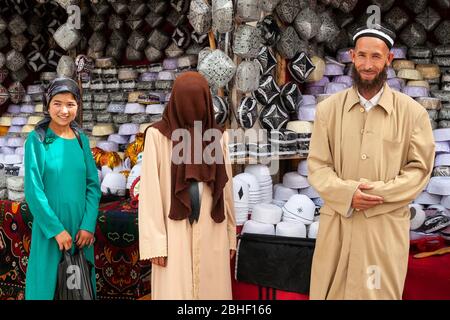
[{"xmin": 0, "ymin": 0, "xmax": 449, "ymax": 300}]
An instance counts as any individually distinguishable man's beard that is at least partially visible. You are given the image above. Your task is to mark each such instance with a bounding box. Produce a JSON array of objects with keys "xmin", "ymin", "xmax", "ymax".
[{"xmin": 351, "ymin": 64, "xmax": 388, "ymax": 92}]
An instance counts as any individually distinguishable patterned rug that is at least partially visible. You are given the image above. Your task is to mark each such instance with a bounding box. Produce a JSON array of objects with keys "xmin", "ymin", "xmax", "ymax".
[{"xmin": 0, "ymin": 200, "xmax": 151, "ymax": 300}]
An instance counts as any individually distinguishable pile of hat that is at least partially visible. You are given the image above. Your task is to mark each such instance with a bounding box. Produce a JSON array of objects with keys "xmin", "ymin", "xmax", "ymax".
[
  {"xmin": 232, "ymin": 176, "xmax": 250, "ymax": 226},
  {"xmin": 240, "ymin": 194, "xmax": 319, "ymax": 239},
  {"xmin": 279, "ymin": 160, "xmax": 323, "ymax": 208},
  {"xmin": 412, "ymin": 128, "xmax": 450, "ymax": 238},
  {"xmin": 280, "ymin": 194, "xmax": 319, "ymax": 239},
  {"xmin": 244, "ymin": 164, "xmax": 273, "ymax": 202},
  {"xmin": 234, "ymin": 172, "xmax": 262, "ymax": 215},
  {"xmin": 409, "ymin": 204, "xmax": 450, "ymax": 241},
  {"xmin": 60, "ymin": 0, "xmax": 205, "ymax": 64},
  {"xmin": 0, "ymin": 1, "xmax": 67, "ymax": 90}
]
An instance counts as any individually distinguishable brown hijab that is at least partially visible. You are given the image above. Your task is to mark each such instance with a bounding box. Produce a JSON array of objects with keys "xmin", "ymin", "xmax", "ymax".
[{"xmin": 152, "ymin": 71, "xmax": 228, "ymax": 223}]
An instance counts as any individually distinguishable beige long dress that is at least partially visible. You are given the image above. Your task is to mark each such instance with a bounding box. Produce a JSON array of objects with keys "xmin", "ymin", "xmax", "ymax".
[
  {"xmin": 138, "ymin": 127, "xmax": 236, "ymax": 300},
  {"xmin": 307, "ymin": 84, "xmax": 435, "ymax": 299}
]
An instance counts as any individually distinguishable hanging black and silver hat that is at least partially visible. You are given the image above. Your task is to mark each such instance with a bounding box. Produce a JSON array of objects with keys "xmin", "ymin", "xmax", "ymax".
[
  {"xmin": 129, "ymin": 0, "xmax": 149, "ymax": 17},
  {"xmin": 111, "ymin": 0, "xmax": 128, "ymax": 15},
  {"xmin": 434, "ymin": 21, "xmax": 450, "ymax": 45},
  {"xmin": 11, "ymin": 34, "xmax": 28, "ymax": 52},
  {"xmin": 277, "ymin": 26, "xmax": 304, "ymax": 59},
  {"xmin": 399, "ymin": 23, "xmax": 426, "ymax": 48},
  {"xmin": 212, "ymin": 95, "xmax": 229, "ymax": 126},
  {"xmin": 233, "ymin": 24, "xmax": 262, "ymax": 59},
  {"xmin": 145, "ymin": 46, "xmax": 164, "ymax": 63},
  {"xmin": 236, "ymin": 0, "xmax": 261, "ymax": 23},
  {"xmin": 189, "ymin": 0, "xmax": 212, "ymax": 35},
  {"xmin": 8, "ymin": 14, "xmax": 27, "ymax": 36},
  {"xmin": 145, "ymin": 11, "xmax": 164, "ymax": 29},
  {"xmin": 31, "ymin": 34, "xmax": 46, "ymax": 52},
  {"xmin": 259, "ymin": 96, "xmax": 289, "ymax": 131},
  {"xmin": 237, "ymin": 96, "xmax": 259, "ymax": 129},
  {"xmin": 47, "ymin": 49, "xmax": 63, "ymax": 69},
  {"xmin": 126, "ymin": 15, "xmax": 145, "ymax": 31},
  {"xmin": 53, "ymin": 23, "xmax": 81, "ymax": 51},
  {"xmin": 316, "ymin": 10, "xmax": 340, "ymax": 43},
  {"xmin": 5, "ymin": 49, "xmax": 25, "ymax": 72},
  {"xmin": 294, "ymin": 7, "xmax": 320, "ymax": 41},
  {"xmin": 256, "ymin": 15, "xmax": 281, "ymax": 47},
  {"xmin": 147, "ymin": 29, "xmax": 170, "ymax": 51},
  {"xmin": 27, "ymin": 50, "xmax": 47, "ymax": 72},
  {"xmin": 191, "ymin": 31, "xmax": 209, "ymax": 46},
  {"xmin": 383, "ymin": 6, "xmax": 409, "ymax": 32},
  {"xmin": 415, "ymin": 7, "xmax": 441, "ymax": 32},
  {"xmin": 280, "ymin": 82, "xmax": 302, "ymax": 116},
  {"xmin": 288, "ymin": 51, "xmax": 316, "ymax": 83},
  {"xmin": 89, "ymin": 15, "xmax": 106, "ymax": 32},
  {"xmin": 256, "ymin": 46, "xmax": 277, "ymax": 75},
  {"xmin": 276, "ymin": 0, "xmax": 305, "ymax": 24},
  {"xmin": 128, "ymin": 30, "xmax": 146, "ymax": 51},
  {"xmin": 253, "ymin": 74, "xmax": 280, "ymax": 105},
  {"xmin": 197, "ymin": 49, "xmax": 236, "ymax": 89},
  {"xmin": 0, "ymin": 84, "xmax": 9, "ymax": 106},
  {"xmin": 172, "ymin": 26, "xmax": 192, "ymax": 49},
  {"xmin": 212, "ymin": 0, "xmax": 234, "ymax": 34},
  {"xmin": 8, "ymin": 82, "xmax": 25, "ymax": 104},
  {"xmin": 236, "ymin": 60, "xmax": 260, "ymax": 93}
]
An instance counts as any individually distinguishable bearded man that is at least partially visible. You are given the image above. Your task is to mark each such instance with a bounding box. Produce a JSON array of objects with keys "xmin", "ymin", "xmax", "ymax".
[{"xmin": 307, "ymin": 24, "xmax": 435, "ymax": 299}]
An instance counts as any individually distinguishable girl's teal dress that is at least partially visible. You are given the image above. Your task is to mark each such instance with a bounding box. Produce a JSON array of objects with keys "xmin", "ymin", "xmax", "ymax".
[{"xmin": 24, "ymin": 128, "xmax": 101, "ymax": 300}]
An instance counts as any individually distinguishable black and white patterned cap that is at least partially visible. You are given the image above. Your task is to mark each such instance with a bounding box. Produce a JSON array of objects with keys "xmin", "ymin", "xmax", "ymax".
[
  {"xmin": 212, "ymin": 95, "xmax": 229, "ymax": 126},
  {"xmin": 280, "ymin": 82, "xmax": 302, "ymax": 115},
  {"xmin": 252, "ymin": 74, "xmax": 280, "ymax": 106},
  {"xmin": 237, "ymin": 96, "xmax": 259, "ymax": 129},
  {"xmin": 259, "ymin": 96, "xmax": 289, "ymax": 131},
  {"xmin": 288, "ymin": 51, "xmax": 315, "ymax": 83},
  {"xmin": 353, "ymin": 23, "xmax": 396, "ymax": 49}
]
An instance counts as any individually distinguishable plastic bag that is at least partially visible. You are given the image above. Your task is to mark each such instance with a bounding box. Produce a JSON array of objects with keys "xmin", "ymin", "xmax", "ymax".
[{"xmin": 54, "ymin": 249, "xmax": 95, "ymax": 300}]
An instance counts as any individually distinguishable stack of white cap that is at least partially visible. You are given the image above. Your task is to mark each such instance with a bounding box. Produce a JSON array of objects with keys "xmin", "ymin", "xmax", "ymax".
[
  {"xmin": 272, "ymin": 183, "xmax": 298, "ymax": 207},
  {"xmin": 251, "ymin": 203, "xmax": 283, "ymax": 224},
  {"xmin": 233, "ymin": 177, "xmax": 250, "ymax": 226},
  {"xmin": 234, "ymin": 172, "xmax": 261, "ymax": 212},
  {"xmin": 297, "ymin": 159, "xmax": 323, "ymax": 207},
  {"xmin": 282, "ymin": 172, "xmax": 309, "ymax": 189},
  {"xmin": 282, "ymin": 194, "xmax": 316, "ymax": 225},
  {"xmin": 241, "ymin": 203, "xmax": 282, "ymax": 236},
  {"xmin": 244, "ymin": 165, "xmax": 273, "ymax": 203}
]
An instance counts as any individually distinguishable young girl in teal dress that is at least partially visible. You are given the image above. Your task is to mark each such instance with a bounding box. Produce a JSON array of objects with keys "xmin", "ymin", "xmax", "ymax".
[{"xmin": 24, "ymin": 77, "xmax": 101, "ymax": 300}]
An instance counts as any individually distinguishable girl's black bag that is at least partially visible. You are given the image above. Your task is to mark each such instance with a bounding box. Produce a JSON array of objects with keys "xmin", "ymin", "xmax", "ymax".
[{"xmin": 54, "ymin": 249, "xmax": 94, "ymax": 300}]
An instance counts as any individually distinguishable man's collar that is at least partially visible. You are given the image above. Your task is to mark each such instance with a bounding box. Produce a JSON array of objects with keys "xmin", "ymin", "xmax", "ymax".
[
  {"xmin": 345, "ymin": 83, "xmax": 393, "ymax": 115},
  {"xmin": 357, "ymin": 86, "xmax": 384, "ymax": 106}
]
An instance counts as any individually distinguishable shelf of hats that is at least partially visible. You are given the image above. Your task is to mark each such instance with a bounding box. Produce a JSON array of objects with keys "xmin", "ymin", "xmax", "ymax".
[{"xmin": 0, "ymin": 0, "xmax": 449, "ymax": 300}]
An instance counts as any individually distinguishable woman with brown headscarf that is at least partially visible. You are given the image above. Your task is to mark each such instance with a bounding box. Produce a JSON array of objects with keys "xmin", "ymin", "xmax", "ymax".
[{"xmin": 138, "ymin": 72, "xmax": 236, "ymax": 299}]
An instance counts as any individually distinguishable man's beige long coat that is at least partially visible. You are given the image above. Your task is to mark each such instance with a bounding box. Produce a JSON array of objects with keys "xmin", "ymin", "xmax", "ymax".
[
  {"xmin": 307, "ymin": 84, "xmax": 435, "ymax": 299},
  {"xmin": 138, "ymin": 127, "xmax": 236, "ymax": 300}
]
